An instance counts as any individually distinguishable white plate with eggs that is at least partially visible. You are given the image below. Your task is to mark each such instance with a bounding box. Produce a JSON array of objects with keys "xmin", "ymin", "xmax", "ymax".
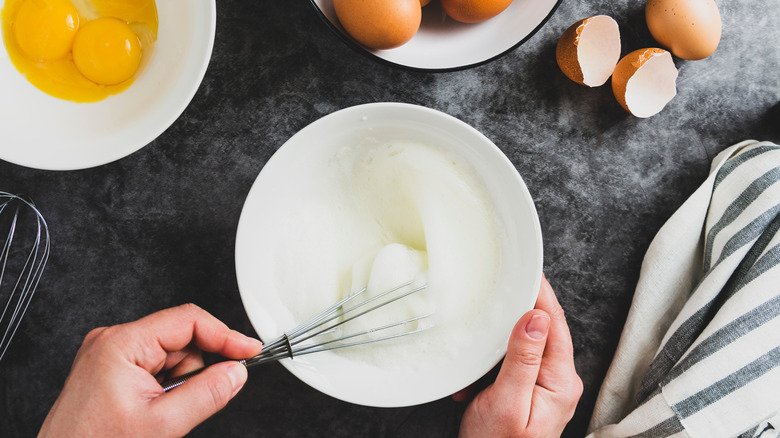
[
  {"xmin": 235, "ymin": 102, "xmax": 543, "ymax": 407},
  {"xmin": 0, "ymin": 0, "xmax": 216, "ymax": 171},
  {"xmin": 310, "ymin": 0, "xmax": 561, "ymax": 71}
]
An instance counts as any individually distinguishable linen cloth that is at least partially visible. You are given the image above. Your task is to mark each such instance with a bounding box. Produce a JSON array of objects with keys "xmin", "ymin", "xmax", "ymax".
[{"xmin": 587, "ymin": 140, "xmax": 780, "ymax": 438}]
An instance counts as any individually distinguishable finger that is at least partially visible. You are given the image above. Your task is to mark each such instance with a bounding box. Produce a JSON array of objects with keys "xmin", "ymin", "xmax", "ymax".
[
  {"xmin": 490, "ymin": 309, "xmax": 550, "ymax": 421},
  {"xmin": 144, "ymin": 343, "xmax": 204, "ymax": 379},
  {"xmin": 150, "ymin": 361, "xmax": 247, "ymax": 436},
  {"xmin": 534, "ymin": 276, "xmax": 581, "ymax": 396},
  {"xmin": 452, "ymin": 382, "xmax": 479, "ymax": 403},
  {"xmin": 452, "ymin": 387, "xmax": 472, "ymax": 402},
  {"xmin": 121, "ymin": 304, "xmax": 263, "ymax": 372},
  {"xmin": 535, "ymin": 275, "xmax": 575, "ymax": 363},
  {"xmin": 163, "ymin": 346, "xmax": 205, "ymax": 379}
]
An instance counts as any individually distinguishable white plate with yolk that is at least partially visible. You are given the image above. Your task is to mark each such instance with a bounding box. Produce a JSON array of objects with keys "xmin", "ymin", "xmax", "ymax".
[{"xmin": 0, "ymin": 0, "xmax": 216, "ymax": 170}]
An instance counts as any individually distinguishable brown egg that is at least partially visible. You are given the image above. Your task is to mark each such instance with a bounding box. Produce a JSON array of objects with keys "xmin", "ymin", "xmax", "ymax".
[
  {"xmin": 646, "ymin": 0, "xmax": 721, "ymax": 60},
  {"xmin": 333, "ymin": 0, "xmax": 421, "ymax": 50},
  {"xmin": 420, "ymin": 0, "xmax": 433, "ymax": 6},
  {"xmin": 440, "ymin": 0, "xmax": 513, "ymax": 24}
]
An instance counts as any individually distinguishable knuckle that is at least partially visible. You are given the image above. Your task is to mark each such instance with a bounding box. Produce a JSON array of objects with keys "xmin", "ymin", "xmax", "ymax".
[
  {"xmin": 571, "ymin": 375, "xmax": 584, "ymax": 402},
  {"xmin": 573, "ymin": 374, "xmax": 584, "ymax": 396},
  {"xmin": 178, "ymin": 302, "xmax": 204, "ymax": 317},
  {"xmin": 75, "ymin": 327, "xmax": 119, "ymax": 363},
  {"xmin": 84, "ymin": 327, "xmax": 107, "ymax": 343},
  {"xmin": 509, "ymin": 347, "xmax": 543, "ymax": 368},
  {"xmin": 547, "ymin": 303, "xmax": 567, "ymax": 323},
  {"xmin": 87, "ymin": 325, "xmax": 121, "ymax": 348},
  {"xmin": 561, "ymin": 374, "xmax": 584, "ymax": 415}
]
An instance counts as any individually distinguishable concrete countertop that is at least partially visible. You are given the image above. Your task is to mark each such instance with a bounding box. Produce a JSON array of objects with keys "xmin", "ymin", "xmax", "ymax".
[{"xmin": 1, "ymin": 0, "xmax": 778, "ymax": 436}]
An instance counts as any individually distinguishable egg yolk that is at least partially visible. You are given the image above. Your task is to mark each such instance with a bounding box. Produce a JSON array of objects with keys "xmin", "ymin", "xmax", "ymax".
[
  {"xmin": 2, "ymin": 0, "xmax": 157, "ymax": 102},
  {"xmin": 72, "ymin": 17, "xmax": 141, "ymax": 85},
  {"xmin": 13, "ymin": 0, "xmax": 80, "ymax": 61}
]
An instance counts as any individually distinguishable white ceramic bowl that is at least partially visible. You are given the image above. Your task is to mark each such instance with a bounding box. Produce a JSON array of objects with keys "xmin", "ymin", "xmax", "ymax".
[
  {"xmin": 235, "ymin": 102, "xmax": 543, "ymax": 407},
  {"xmin": 310, "ymin": 0, "xmax": 560, "ymax": 71},
  {"xmin": 0, "ymin": 0, "xmax": 216, "ymax": 170}
]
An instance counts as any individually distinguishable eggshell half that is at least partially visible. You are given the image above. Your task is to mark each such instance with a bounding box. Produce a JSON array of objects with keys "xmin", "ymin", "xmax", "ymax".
[
  {"xmin": 612, "ymin": 48, "xmax": 678, "ymax": 118},
  {"xmin": 556, "ymin": 15, "xmax": 621, "ymax": 87}
]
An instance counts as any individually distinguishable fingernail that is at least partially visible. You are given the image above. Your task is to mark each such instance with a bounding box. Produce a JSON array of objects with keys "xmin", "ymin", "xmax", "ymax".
[
  {"xmin": 227, "ymin": 362, "xmax": 248, "ymax": 397},
  {"xmin": 246, "ymin": 336, "xmax": 264, "ymax": 350},
  {"xmin": 525, "ymin": 314, "xmax": 550, "ymax": 340},
  {"xmin": 233, "ymin": 331, "xmax": 264, "ymax": 350}
]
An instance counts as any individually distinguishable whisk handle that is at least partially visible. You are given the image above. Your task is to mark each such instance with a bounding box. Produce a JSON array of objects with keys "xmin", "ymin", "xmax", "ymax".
[
  {"xmin": 161, "ymin": 368, "xmax": 204, "ymax": 392},
  {"xmin": 160, "ymin": 359, "xmax": 248, "ymax": 392}
]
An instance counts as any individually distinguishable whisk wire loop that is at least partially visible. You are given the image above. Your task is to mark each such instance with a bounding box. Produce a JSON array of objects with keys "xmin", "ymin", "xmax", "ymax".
[
  {"xmin": 279, "ymin": 281, "xmax": 413, "ymax": 351},
  {"xmin": 0, "ymin": 192, "xmax": 50, "ymax": 362},
  {"xmin": 161, "ymin": 280, "xmax": 432, "ymax": 391},
  {"xmin": 243, "ymin": 281, "xmax": 430, "ymax": 367}
]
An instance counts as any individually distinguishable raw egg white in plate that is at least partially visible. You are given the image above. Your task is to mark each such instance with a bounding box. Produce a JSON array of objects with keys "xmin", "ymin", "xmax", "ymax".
[
  {"xmin": 0, "ymin": 0, "xmax": 216, "ymax": 170},
  {"xmin": 310, "ymin": 0, "xmax": 561, "ymax": 71},
  {"xmin": 235, "ymin": 103, "xmax": 543, "ymax": 407}
]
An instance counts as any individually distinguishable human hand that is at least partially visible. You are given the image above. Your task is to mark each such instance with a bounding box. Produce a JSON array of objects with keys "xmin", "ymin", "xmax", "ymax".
[
  {"xmin": 455, "ymin": 275, "xmax": 582, "ymax": 437},
  {"xmin": 39, "ymin": 304, "xmax": 263, "ymax": 438}
]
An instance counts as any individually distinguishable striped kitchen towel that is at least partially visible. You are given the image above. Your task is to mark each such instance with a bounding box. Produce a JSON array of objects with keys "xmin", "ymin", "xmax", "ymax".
[{"xmin": 587, "ymin": 140, "xmax": 780, "ymax": 438}]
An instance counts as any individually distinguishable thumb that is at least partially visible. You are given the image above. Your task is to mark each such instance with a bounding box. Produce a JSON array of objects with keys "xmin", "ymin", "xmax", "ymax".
[
  {"xmin": 151, "ymin": 361, "xmax": 247, "ymax": 435},
  {"xmin": 491, "ymin": 310, "xmax": 550, "ymax": 417}
]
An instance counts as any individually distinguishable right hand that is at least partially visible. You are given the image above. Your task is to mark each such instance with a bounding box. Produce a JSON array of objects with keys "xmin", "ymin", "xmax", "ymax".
[{"xmin": 39, "ymin": 304, "xmax": 263, "ymax": 438}]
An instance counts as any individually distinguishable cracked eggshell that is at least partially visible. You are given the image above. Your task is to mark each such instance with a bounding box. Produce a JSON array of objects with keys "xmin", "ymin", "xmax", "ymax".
[
  {"xmin": 612, "ymin": 48, "xmax": 678, "ymax": 118},
  {"xmin": 556, "ymin": 15, "xmax": 621, "ymax": 87}
]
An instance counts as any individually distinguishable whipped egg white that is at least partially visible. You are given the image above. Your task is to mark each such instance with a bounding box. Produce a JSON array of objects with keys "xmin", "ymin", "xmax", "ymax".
[{"xmin": 274, "ymin": 140, "xmax": 504, "ymax": 368}]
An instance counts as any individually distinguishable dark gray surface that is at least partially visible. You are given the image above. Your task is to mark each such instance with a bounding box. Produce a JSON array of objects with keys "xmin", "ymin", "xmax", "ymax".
[{"xmin": 1, "ymin": 0, "xmax": 778, "ymax": 436}]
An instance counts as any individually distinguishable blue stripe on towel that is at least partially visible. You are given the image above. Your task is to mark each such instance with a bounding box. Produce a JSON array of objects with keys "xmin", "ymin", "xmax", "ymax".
[
  {"xmin": 659, "ymin": 294, "xmax": 780, "ymax": 387},
  {"xmin": 631, "ymin": 347, "xmax": 780, "ymax": 438},
  {"xmin": 710, "ymin": 204, "xmax": 780, "ymax": 274},
  {"xmin": 704, "ymin": 166, "xmax": 780, "ymax": 272},
  {"xmin": 636, "ymin": 167, "xmax": 780, "ymax": 404},
  {"xmin": 714, "ymin": 145, "xmax": 780, "ymax": 190},
  {"xmin": 671, "ymin": 346, "xmax": 780, "ymax": 418}
]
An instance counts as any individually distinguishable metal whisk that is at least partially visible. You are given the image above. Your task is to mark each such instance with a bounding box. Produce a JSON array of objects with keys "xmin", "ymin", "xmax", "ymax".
[
  {"xmin": 162, "ymin": 281, "xmax": 431, "ymax": 391},
  {"xmin": 0, "ymin": 192, "xmax": 50, "ymax": 362}
]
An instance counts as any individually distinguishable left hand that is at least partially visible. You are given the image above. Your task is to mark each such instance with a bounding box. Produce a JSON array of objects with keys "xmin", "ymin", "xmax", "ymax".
[{"xmin": 455, "ymin": 275, "xmax": 583, "ymax": 437}]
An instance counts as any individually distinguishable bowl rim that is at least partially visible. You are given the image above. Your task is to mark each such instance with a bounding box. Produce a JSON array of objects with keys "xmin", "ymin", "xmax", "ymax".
[
  {"xmin": 235, "ymin": 102, "xmax": 544, "ymax": 407},
  {"xmin": 0, "ymin": 0, "xmax": 217, "ymax": 171},
  {"xmin": 307, "ymin": 0, "xmax": 562, "ymax": 73}
]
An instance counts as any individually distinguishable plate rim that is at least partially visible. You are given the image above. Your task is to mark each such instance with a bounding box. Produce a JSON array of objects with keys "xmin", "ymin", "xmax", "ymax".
[{"xmin": 307, "ymin": 0, "xmax": 562, "ymax": 73}]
